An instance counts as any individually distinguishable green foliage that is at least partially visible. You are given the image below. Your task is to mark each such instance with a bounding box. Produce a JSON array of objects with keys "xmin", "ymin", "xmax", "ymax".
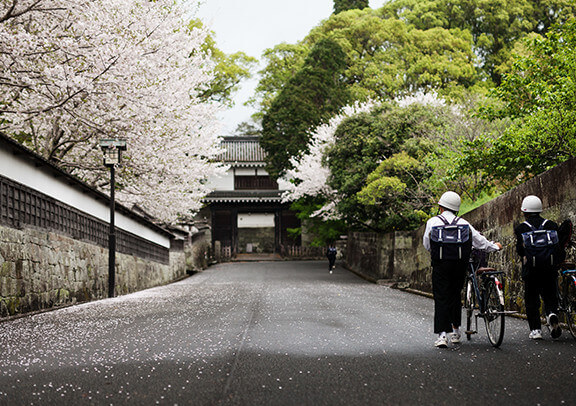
[
  {"xmin": 290, "ymin": 197, "xmax": 347, "ymax": 246},
  {"xmin": 233, "ymin": 121, "xmax": 261, "ymax": 136},
  {"xmin": 333, "ymin": 0, "xmax": 369, "ymax": 14},
  {"xmin": 253, "ymin": 1, "xmax": 576, "ymax": 237},
  {"xmin": 379, "ymin": 0, "xmax": 576, "ymax": 85},
  {"xmin": 189, "ymin": 19, "xmax": 257, "ymax": 106},
  {"xmin": 426, "ymin": 92, "xmax": 511, "ymax": 201},
  {"xmin": 247, "ymin": 43, "xmax": 309, "ymax": 118},
  {"xmin": 306, "ymin": 9, "xmax": 479, "ymax": 100},
  {"xmin": 254, "ymin": 1, "xmax": 575, "ymax": 115},
  {"xmin": 455, "ymin": 19, "xmax": 576, "ymax": 190},
  {"xmin": 260, "ymin": 39, "xmax": 350, "ymax": 178},
  {"xmin": 356, "ymin": 152, "xmax": 430, "ymax": 230},
  {"xmin": 326, "ymin": 103, "xmax": 448, "ymax": 232}
]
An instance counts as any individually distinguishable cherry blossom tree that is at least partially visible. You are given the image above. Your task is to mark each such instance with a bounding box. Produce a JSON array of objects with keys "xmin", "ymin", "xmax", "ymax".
[
  {"xmin": 281, "ymin": 101, "xmax": 374, "ymax": 218},
  {"xmin": 282, "ymin": 93, "xmax": 450, "ymax": 222},
  {"xmin": 0, "ymin": 0, "xmax": 225, "ymax": 222}
]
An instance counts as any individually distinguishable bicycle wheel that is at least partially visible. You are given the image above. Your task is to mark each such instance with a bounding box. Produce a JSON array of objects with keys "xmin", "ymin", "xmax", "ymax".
[
  {"xmin": 464, "ymin": 278, "xmax": 475, "ymax": 340},
  {"xmin": 564, "ymin": 279, "xmax": 576, "ymax": 340},
  {"xmin": 483, "ymin": 278, "xmax": 505, "ymax": 347}
]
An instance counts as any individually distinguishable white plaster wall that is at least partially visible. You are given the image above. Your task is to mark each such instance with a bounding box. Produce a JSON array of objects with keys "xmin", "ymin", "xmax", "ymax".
[
  {"xmin": 235, "ymin": 168, "xmax": 256, "ymax": 176},
  {"xmin": 206, "ymin": 169, "xmax": 234, "ymax": 191},
  {"xmin": 238, "ymin": 213, "xmax": 275, "ymax": 228},
  {"xmin": 0, "ymin": 148, "xmax": 170, "ymax": 248}
]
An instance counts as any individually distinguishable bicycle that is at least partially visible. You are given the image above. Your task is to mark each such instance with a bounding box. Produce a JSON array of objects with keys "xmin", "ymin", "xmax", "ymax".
[
  {"xmin": 548, "ymin": 262, "xmax": 576, "ymax": 339},
  {"xmin": 463, "ymin": 251, "xmax": 508, "ymax": 347}
]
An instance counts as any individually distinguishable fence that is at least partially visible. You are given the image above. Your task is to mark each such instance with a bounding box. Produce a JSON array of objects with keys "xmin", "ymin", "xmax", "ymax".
[{"xmin": 280, "ymin": 245, "xmax": 325, "ymax": 259}]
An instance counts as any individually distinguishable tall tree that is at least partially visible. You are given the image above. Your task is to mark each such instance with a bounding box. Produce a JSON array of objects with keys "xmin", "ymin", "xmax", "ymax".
[
  {"xmin": 189, "ymin": 19, "xmax": 257, "ymax": 107},
  {"xmin": 253, "ymin": 9, "xmax": 479, "ymax": 119},
  {"xmin": 454, "ymin": 19, "xmax": 576, "ymax": 191},
  {"xmin": 333, "ymin": 0, "xmax": 369, "ymax": 14},
  {"xmin": 247, "ymin": 43, "xmax": 309, "ymax": 119},
  {"xmin": 380, "ymin": 0, "xmax": 576, "ymax": 85},
  {"xmin": 260, "ymin": 38, "xmax": 350, "ymax": 178}
]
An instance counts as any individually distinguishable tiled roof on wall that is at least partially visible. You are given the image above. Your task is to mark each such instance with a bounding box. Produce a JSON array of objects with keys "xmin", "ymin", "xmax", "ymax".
[
  {"xmin": 219, "ymin": 136, "xmax": 266, "ymax": 166},
  {"xmin": 204, "ymin": 190, "xmax": 282, "ymax": 203}
]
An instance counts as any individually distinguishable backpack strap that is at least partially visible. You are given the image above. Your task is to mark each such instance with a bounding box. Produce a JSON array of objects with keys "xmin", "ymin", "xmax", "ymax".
[
  {"xmin": 524, "ymin": 219, "xmax": 548, "ymax": 231},
  {"xmin": 436, "ymin": 215, "xmax": 449, "ymax": 225},
  {"xmin": 523, "ymin": 221, "xmax": 536, "ymax": 231},
  {"xmin": 437, "ymin": 215, "xmax": 463, "ymax": 225}
]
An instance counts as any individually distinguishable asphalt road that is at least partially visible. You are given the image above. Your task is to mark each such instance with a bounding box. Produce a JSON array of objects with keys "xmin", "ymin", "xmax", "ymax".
[{"xmin": 1, "ymin": 260, "xmax": 575, "ymax": 405}]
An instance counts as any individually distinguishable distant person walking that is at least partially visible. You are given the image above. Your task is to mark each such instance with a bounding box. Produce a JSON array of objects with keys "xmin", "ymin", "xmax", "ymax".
[
  {"xmin": 514, "ymin": 195, "xmax": 565, "ymax": 340},
  {"xmin": 423, "ymin": 191, "xmax": 502, "ymax": 348},
  {"xmin": 326, "ymin": 245, "xmax": 337, "ymax": 274}
]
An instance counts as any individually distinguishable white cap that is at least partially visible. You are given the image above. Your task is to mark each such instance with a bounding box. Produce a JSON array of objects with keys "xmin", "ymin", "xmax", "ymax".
[
  {"xmin": 521, "ymin": 195, "xmax": 543, "ymax": 213},
  {"xmin": 438, "ymin": 191, "xmax": 461, "ymax": 212}
]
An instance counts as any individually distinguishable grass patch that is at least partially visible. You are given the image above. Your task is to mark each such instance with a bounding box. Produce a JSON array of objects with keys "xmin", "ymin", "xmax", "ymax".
[{"xmin": 459, "ymin": 191, "xmax": 502, "ymax": 215}]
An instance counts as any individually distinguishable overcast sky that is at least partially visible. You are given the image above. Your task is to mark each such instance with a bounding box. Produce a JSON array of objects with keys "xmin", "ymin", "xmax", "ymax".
[{"xmin": 194, "ymin": 0, "xmax": 387, "ymax": 134}]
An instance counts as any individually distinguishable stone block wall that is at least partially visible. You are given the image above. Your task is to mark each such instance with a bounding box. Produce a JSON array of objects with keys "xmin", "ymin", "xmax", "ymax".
[
  {"xmin": 237, "ymin": 227, "xmax": 275, "ymax": 253},
  {"xmin": 0, "ymin": 225, "xmax": 187, "ymax": 318},
  {"xmin": 345, "ymin": 157, "xmax": 576, "ymax": 313},
  {"xmin": 185, "ymin": 231, "xmax": 212, "ymax": 272}
]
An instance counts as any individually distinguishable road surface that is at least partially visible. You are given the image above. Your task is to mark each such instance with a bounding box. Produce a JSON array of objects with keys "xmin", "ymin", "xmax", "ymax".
[{"xmin": 1, "ymin": 260, "xmax": 575, "ymax": 405}]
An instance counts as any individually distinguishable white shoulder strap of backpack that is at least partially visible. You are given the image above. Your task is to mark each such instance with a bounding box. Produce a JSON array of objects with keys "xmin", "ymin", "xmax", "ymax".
[
  {"xmin": 523, "ymin": 221, "xmax": 535, "ymax": 231},
  {"xmin": 524, "ymin": 219, "xmax": 548, "ymax": 231}
]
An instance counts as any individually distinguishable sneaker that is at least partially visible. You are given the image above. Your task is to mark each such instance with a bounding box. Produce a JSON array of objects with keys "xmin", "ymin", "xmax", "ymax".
[
  {"xmin": 548, "ymin": 313, "xmax": 562, "ymax": 339},
  {"xmin": 529, "ymin": 329, "xmax": 543, "ymax": 340},
  {"xmin": 434, "ymin": 336, "xmax": 448, "ymax": 348},
  {"xmin": 450, "ymin": 332, "xmax": 461, "ymax": 344}
]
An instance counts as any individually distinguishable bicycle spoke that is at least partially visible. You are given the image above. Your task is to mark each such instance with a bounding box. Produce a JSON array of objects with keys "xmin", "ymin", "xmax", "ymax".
[
  {"xmin": 484, "ymin": 279, "xmax": 505, "ymax": 347},
  {"xmin": 566, "ymin": 279, "xmax": 576, "ymax": 340}
]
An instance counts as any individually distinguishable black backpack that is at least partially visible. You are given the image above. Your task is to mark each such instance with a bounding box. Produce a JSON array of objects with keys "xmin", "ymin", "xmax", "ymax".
[
  {"xmin": 521, "ymin": 220, "xmax": 560, "ymax": 269},
  {"xmin": 430, "ymin": 215, "xmax": 472, "ymax": 261}
]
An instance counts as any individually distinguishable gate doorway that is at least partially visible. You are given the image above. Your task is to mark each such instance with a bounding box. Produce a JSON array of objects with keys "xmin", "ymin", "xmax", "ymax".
[{"xmin": 237, "ymin": 213, "xmax": 275, "ymax": 254}]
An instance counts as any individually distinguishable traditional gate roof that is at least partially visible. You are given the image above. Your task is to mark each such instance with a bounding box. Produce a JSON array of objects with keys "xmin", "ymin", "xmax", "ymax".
[{"xmin": 219, "ymin": 136, "xmax": 266, "ymax": 167}]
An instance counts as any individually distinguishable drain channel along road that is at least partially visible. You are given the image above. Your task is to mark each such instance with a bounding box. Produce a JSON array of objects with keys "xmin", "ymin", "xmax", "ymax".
[{"xmin": 1, "ymin": 260, "xmax": 576, "ymax": 405}]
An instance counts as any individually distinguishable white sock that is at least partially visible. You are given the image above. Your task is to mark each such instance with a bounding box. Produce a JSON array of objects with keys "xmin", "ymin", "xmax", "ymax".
[
  {"xmin": 452, "ymin": 327, "xmax": 460, "ymax": 335},
  {"xmin": 439, "ymin": 332, "xmax": 447, "ymax": 339}
]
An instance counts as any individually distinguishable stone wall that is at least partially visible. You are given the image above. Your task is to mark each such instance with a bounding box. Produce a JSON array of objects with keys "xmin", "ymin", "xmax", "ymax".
[
  {"xmin": 185, "ymin": 230, "xmax": 212, "ymax": 272},
  {"xmin": 0, "ymin": 225, "xmax": 187, "ymax": 318},
  {"xmin": 345, "ymin": 157, "xmax": 576, "ymax": 312},
  {"xmin": 237, "ymin": 227, "xmax": 275, "ymax": 253}
]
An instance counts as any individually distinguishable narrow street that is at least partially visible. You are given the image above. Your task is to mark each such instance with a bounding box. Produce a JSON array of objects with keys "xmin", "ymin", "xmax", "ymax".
[{"xmin": 1, "ymin": 260, "xmax": 575, "ymax": 405}]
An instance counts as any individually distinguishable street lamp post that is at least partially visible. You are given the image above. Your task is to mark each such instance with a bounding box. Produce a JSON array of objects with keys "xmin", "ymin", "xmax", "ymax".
[{"xmin": 99, "ymin": 138, "xmax": 127, "ymax": 298}]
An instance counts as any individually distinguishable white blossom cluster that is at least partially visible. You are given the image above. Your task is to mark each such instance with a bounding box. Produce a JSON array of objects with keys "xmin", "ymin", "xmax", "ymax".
[
  {"xmin": 395, "ymin": 91, "xmax": 447, "ymax": 108},
  {"xmin": 282, "ymin": 92, "xmax": 447, "ymax": 220},
  {"xmin": 0, "ymin": 0, "xmax": 225, "ymax": 222},
  {"xmin": 281, "ymin": 102, "xmax": 375, "ymax": 203}
]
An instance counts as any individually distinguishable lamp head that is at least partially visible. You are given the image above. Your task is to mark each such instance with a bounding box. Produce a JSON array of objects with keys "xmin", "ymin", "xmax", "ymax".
[{"xmin": 99, "ymin": 139, "xmax": 127, "ymax": 166}]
